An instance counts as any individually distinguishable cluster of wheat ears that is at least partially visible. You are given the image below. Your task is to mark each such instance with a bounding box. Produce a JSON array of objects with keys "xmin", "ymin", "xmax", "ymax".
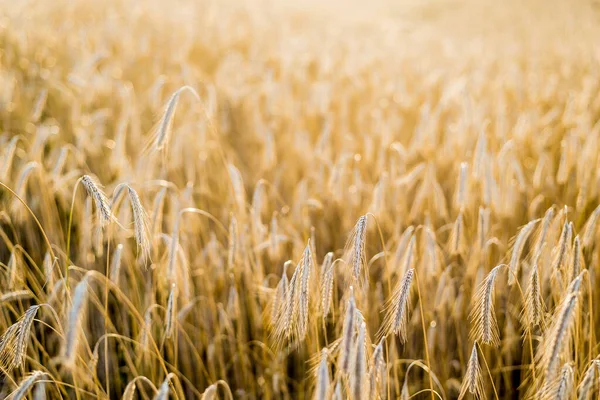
[{"xmin": 1, "ymin": 0, "xmax": 600, "ymax": 398}]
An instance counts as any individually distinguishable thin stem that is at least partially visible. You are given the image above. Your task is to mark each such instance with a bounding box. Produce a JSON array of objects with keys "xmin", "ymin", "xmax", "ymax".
[
  {"xmin": 66, "ymin": 177, "xmax": 83, "ymax": 293},
  {"xmin": 413, "ymin": 268, "xmax": 435, "ymax": 400},
  {"xmin": 477, "ymin": 342, "xmax": 499, "ymax": 400}
]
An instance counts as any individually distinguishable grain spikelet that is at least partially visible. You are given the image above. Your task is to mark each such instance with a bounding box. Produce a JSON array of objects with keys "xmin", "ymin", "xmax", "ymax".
[
  {"xmin": 121, "ymin": 380, "xmax": 137, "ymax": 400},
  {"xmin": 534, "ymin": 206, "xmax": 555, "ymax": 255},
  {"xmin": 551, "ymin": 222, "xmax": 571, "ymax": 272},
  {"xmin": 0, "ymin": 323, "xmax": 20, "ymax": 370},
  {"xmin": 13, "ymin": 305, "xmax": 40, "ymax": 369},
  {"xmin": 582, "ymin": 205, "xmax": 600, "ymax": 249},
  {"xmin": 33, "ymin": 379, "xmax": 46, "ymax": 400},
  {"xmin": 477, "ymin": 207, "xmax": 490, "ymax": 250},
  {"xmin": 7, "ymin": 370, "xmax": 46, "ymax": 400},
  {"xmin": 63, "ymin": 276, "xmax": 90, "ymax": 367},
  {"xmin": 202, "ymin": 384, "xmax": 217, "ymax": 400},
  {"xmin": 154, "ymin": 85, "xmax": 200, "ymax": 150},
  {"xmin": 540, "ymin": 363, "xmax": 573, "ymax": 400},
  {"xmin": 458, "ymin": 343, "xmax": 483, "ymax": 400},
  {"xmin": 297, "ymin": 243, "xmax": 313, "ymax": 340},
  {"xmin": 271, "ymin": 261, "xmax": 291, "ymax": 325},
  {"xmin": 81, "ymin": 175, "xmax": 112, "ymax": 226},
  {"xmin": 127, "ymin": 186, "xmax": 151, "ymax": 264},
  {"xmin": 508, "ymin": 219, "xmax": 538, "ymax": 285},
  {"xmin": 340, "ymin": 291, "xmax": 357, "ymax": 373},
  {"xmin": 320, "ymin": 252, "xmax": 335, "ymax": 318},
  {"xmin": 448, "ymin": 211, "xmax": 466, "ymax": 257},
  {"xmin": 577, "ymin": 360, "xmax": 600, "ymax": 400},
  {"xmin": 165, "ymin": 283, "xmax": 176, "ymax": 339},
  {"xmin": 370, "ymin": 339, "xmax": 386, "ymax": 399},
  {"xmin": 110, "ymin": 244, "xmax": 124, "ymax": 285},
  {"xmin": 569, "ymin": 235, "xmax": 584, "ymax": 282},
  {"xmin": 346, "ymin": 215, "xmax": 368, "ymax": 285},
  {"xmin": 351, "ymin": 322, "xmax": 367, "ymax": 400},
  {"xmin": 1, "ymin": 136, "xmax": 19, "ymax": 180},
  {"xmin": 470, "ymin": 264, "xmax": 504, "ymax": 346},
  {"xmin": 538, "ymin": 293, "xmax": 579, "ymax": 381},
  {"xmin": 153, "ymin": 374, "xmax": 174, "ymax": 400},
  {"xmin": 521, "ymin": 255, "xmax": 545, "ymax": 329},
  {"xmin": 0, "ymin": 290, "xmax": 33, "ymax": 304},
  {"xmin": 314, "ymin": 349, "xmax": 330, "ymax": 400},
  {"xmin": 380, "ymin": 268, "xmax": 414, "ymax": 342}
]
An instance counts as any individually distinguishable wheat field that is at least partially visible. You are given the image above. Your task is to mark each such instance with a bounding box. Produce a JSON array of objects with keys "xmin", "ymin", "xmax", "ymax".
[{"xmin": 0, "ymin": 0, "xmax": 600, "ymax": 398}]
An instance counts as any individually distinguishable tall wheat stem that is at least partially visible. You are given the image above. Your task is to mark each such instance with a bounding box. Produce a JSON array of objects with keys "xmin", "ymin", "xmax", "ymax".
[{"xmin": 413, "ymin": 268, "xmax": 435, "ymax": 400}]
